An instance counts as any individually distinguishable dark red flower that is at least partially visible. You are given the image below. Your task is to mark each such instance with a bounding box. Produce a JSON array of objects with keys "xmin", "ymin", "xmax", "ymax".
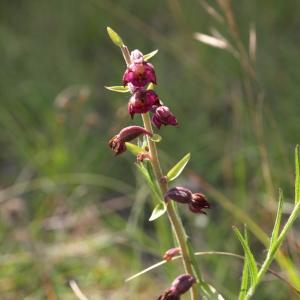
[
  {"xmin": 188, "ymin": 193, "xmax": 210, "ymax": 214},
  {"xmin": 157, "ymin": 274, "xmax": 196, "ymax": 300},
  {"xmin": 152, "ymin": 106, "xmax": 178, "ymax": 129},
  {"xmin": 128, "ymin": 89, "xmax": 160, "ymax": 118},
  {"xmin": 164, "ymin": 187, "xmax": 192, "ymax": 204},
  {"xmin": 123, "ymin": 50, "xmax": 156, "ymax": 87},
  {"xmin": 108, "ymin": 126, "xmax": 152, "ymax": 155},
  {"xmin": 157, "ymin": 289, "xmax": 180, "ymax": 300}
]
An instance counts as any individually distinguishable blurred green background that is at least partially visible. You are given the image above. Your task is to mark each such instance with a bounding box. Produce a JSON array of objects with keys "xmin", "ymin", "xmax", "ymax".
[{"xmin": 0, "ymin": 0, "xmax": 299, "ymax": 299}]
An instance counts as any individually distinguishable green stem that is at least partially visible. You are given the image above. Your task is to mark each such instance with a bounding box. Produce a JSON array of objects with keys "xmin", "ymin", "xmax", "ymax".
[
  {"xmin": 245, "ymin": 200, "xmax": 300, "ymax": 299},
  {"xmin": 142, "ymin": 113, "xmax": 200, "ymax": 300}
]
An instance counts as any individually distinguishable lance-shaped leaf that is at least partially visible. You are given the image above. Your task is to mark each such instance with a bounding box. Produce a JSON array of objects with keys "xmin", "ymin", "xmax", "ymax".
[
  {"xmin": 105, "ymin": 85, "xmax": 130, "ymax": 93},
  {"xmin": 136, "ymin": 162, "xmax": 163, "ymax": 203},
  {"xmin": 269, "ymin": 189, "xmax": 284, "ymax": 250},
  {"xmin": 149, "ymin": 201, "xmax": 167, "ymax": 221},
  {"xmin": 200, "ymin": 281, "xmax": 225, "ymax": 300},
  {"xmin": 143, "ymin": 49, "xmax": 158, "ymax": 61},
  {"xmin": 125, "ymin": 142, "xmax": 144, "ymax": 156},
  {"xmin": 233, "ymin": 226, "xmax": 258, "ymax": 287},
  {"xmin": 166, "ymin": 153, "xmax": 191, "ymax": 182},
  {"xmin": 107, "ymin": 27, "xmax": 124, "ymax": 47},
  {"xmin": 239, "ymin": 255, "xmax": 249, "ymax": 300},
  {"xmin": 239, "ymin": 227, "xmax": 250, "ymax": 300}
]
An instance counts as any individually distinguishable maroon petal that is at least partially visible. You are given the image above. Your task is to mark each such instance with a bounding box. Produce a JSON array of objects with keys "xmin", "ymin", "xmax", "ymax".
[
  {"xmin": 119, "ymin": 126, "xmax": 152, "ymax": 142},
  {"xmin": 171, "ymin": 274, "xmax": 196, "ymax": 295},
  {"xmin": 164, "ymin": 187, "xmax": 193, "ymax": 204},
  {"xmin": 188, "ymin": 193, "xmax": 210, "ymax": 214},
  {"xmin": 151, "ymin": 106, "xmax": 178, "ymax": 129}
]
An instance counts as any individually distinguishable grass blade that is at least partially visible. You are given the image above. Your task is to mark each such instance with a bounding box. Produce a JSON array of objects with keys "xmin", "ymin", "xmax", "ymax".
[
  {"xmin": 233, "ymin": 226, "xmax": 258, "ymax": 287},
  {"xmin": 269, "ymin": 189, "xmax": 284, "ymax": 249},
  {"xmin": 239, "ymin": 257, "xmax": 249, "ymax": 300}
]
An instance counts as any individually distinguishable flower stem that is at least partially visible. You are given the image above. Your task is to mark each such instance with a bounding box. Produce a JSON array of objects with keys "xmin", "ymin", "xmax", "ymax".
[{"xmin": 141, "ymin": 113, "xmax": 200, "ymax": 300}]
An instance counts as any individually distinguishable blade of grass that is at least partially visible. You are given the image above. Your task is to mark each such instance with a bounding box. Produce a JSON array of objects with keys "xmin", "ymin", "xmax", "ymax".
[
  {"xmin": 269, "ymin": 189, "xmax": 284, "ymax": 250},
  {"xmin": 233, "ymin": 227, "xmax": 258, "ymax": 287}
]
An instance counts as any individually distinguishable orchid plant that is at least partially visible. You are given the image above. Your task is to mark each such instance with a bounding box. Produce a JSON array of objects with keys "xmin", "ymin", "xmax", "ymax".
[{"xmin": 105, "ymin": 27, "xmax": 300, "ymax": 300}]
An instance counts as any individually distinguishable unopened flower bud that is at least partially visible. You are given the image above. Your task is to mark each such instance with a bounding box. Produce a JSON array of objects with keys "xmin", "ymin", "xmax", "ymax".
[
  {"xmin": 152, "ymin": 106, "xmax": 178, "ymax": 129},
  {"xmin": 164, "ymin": 187, "xmax": 193, "ymax": 204},
  {"xmin": 123, "ymin": 49, "xmax": 156, "ymax": 87},
  {"xmin": 157, "ymin": 274, "xmax": 196, "ymax": 300},
  {"xmin": 157, "ymin": 289, "xmax": 179, "ymax": 300},
  {"xmin": 128, "ymin": 90, "xmax": 160, "ymax": 118},
  {"xmin": 163, "ymin": 247, "xmax": 181, "ymax": 261},
  {"xmin": 188, "ymin": 193, "xmax": 210, "ymax": 214},
  {"xmin": 170, "ymin": 274, "xmax": 196, "ymax": 295},
  {"xmin": 108, "ymin": 126, "xmax": 152, "ymax": 155}
]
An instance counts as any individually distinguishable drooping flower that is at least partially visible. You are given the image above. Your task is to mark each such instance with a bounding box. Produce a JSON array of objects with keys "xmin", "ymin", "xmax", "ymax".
[
  {"xmin": 164, "ymin": 187, "xmax": 210, "ymax": 214},
  {"xmin": 188, "ymin": 193, "xmax": 210, "ymax": 214},
  {"xmin": 157, "ymin": 274, "xmax": 196, "ymax": 300},
  {"xmin": 128, "ymin": 89, "xmax": 160, "ymax": 118},
  {"xmin": 151, "ymin": 105, "xmax": 178, "ymax": 129},
  {"xmin": 108, "ymin": 126, "xmax": 152, "ymax": 155},
  {"xmin": 123, "ymin": 49, "xmax": 156, "ymax": 88},
  {"xmin": 163, "ymin": 247, "xmax": 181, "ymax": 261},
  {"xmin": 164, "ymin": 187, "xmax": 193, "ymax": 204}
]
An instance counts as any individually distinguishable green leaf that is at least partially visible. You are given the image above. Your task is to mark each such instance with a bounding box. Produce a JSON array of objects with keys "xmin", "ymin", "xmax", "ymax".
[
  {"xmin": 105, "ymin": 85, "xmax": 129, "ymax": 93},
  {"xmin": 143, "ymin": 49, "xmax": 158, "ymax": 61},
  {"xmin": 149, "ymin": 202, "xmax": 167, "ymax": 221},
  {"xmin": 295, "ymin": 145, "xmax": 300, "ymax": 203},
  {"xmin": 136, "ymin": 162, "xmax": 163, "ymax": 202},
  {"xmin": 233, "ymin": 226, "xmax": 258, "ymax": 287},
  {"xmin": 201, "ymin": 281, "xmax": 225, "ymax": 300},
  {"xmin": 239, "ymin": 256, "xmax": 249, "ymax": 300},
  {"xmin": 166, "ymin": 153, "xmax": 191, "ymax": 182},
  {"xmin": 269, "ymin": 189, "xmax": 284, "ymax": 250},
  {"xmin": 125, "ymin": 142, "xmax": 144, "ymax": 155},
  {"xmin": 150, "ymin": 134, "xmax": 162, "ymax": 143},
  {"xmin": 106, "ymin": 27, "xmax": 124, "ymax": 47},
  {"xmin": 239, "ymin": 227, "xmax": 250, "ymax": 299}
]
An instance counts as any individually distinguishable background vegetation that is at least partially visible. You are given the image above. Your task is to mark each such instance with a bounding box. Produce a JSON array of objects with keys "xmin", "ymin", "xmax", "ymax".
[{"xmin": 0, "ymin": 1, "xmax": 299, "ymax": 299}]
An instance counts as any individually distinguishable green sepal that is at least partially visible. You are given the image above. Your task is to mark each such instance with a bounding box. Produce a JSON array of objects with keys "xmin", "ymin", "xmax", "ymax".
[
  {"xmin": 143, "ymin": 49, "xmax": 158, "ymax": 61},
  {"xmin": 105, "ymin": 85, "xmax": 129, "ymax": 93}
]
